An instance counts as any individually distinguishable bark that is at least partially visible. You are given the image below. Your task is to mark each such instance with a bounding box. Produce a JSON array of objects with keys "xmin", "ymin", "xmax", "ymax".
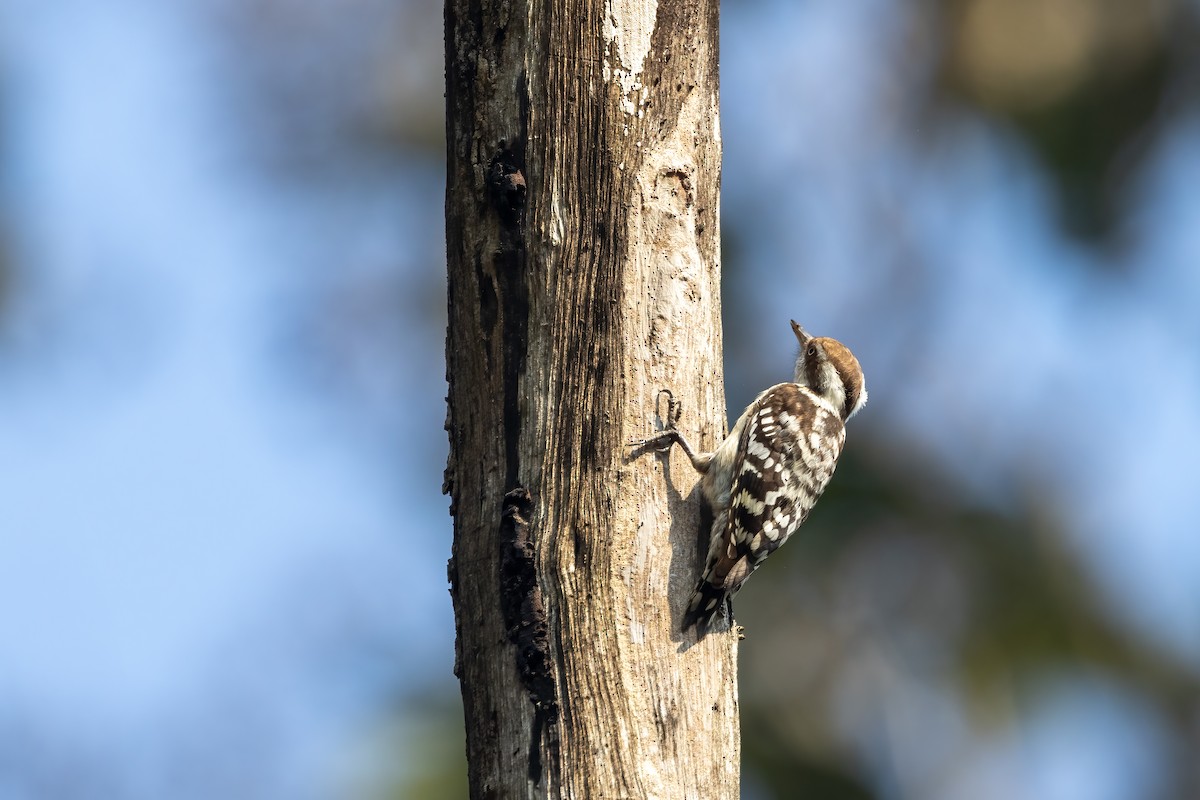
[{"xmin": 444, "ymin": 0, "xmax": 736, "ymax": 796}]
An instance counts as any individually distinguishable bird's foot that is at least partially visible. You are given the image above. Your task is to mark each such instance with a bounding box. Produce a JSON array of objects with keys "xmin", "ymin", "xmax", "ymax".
[{"xmin": 627, "ymin": 389, "xmax": 682, "ymax": 451}]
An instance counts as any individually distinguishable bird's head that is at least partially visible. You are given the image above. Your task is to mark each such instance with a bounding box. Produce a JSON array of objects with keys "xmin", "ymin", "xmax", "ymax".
[{"xmin": 791, "ymin": 319, "xmax": 867, "ymax": 421}]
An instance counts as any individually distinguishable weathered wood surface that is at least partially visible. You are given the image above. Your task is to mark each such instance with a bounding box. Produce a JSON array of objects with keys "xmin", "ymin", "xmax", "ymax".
[{"xmin": 445, "ymin": 0, "xmax": 737, "ymax": 795}]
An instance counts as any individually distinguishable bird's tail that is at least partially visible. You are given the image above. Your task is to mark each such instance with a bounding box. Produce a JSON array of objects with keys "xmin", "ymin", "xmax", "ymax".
[{"xmin": 682, "ymin": 579, "xmax": 730, "ymax": 634}]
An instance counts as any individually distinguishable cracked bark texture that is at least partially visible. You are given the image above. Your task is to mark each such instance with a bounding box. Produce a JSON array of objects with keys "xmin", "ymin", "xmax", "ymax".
[{"xmin": 444, "ymin": 0, "xmax": 737, "ymax": 796}]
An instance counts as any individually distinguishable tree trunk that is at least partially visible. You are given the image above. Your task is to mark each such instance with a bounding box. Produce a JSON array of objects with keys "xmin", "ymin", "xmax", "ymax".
[{"xmin": 444, "ymin": 0, "xmax": 736, "ymax": 796}]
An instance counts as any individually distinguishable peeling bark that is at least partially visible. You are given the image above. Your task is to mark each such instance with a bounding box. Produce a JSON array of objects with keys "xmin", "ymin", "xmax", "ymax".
[{"xmin": 445, "ymin": 0, "xmax": 737, "ymax": 796}]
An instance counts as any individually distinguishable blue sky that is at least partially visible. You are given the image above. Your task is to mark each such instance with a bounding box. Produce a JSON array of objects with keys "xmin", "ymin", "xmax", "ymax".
[{"xmin": 0, "ymin": 2, "xmax": 451, "ymax": 795}]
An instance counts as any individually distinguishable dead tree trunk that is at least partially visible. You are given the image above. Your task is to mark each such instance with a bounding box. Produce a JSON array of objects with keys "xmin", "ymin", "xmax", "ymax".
[{"xmin": 444, "ymin": 0, "xmax": 736, "ymax": 796}]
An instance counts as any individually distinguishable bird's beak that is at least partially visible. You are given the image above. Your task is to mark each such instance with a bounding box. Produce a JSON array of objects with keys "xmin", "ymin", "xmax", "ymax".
[{"xmin": 790, "ymin": 319, "xmax": 810, "ymax": 344}]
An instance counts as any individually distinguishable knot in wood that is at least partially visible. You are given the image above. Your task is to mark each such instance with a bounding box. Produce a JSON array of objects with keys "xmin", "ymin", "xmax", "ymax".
[{"xmin": 487, "ymin": 153, "xmax": 526, "ymax": 223}]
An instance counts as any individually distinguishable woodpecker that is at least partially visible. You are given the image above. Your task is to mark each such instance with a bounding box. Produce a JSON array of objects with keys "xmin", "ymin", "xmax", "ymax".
[{"xmin": 631, "ymin": 320, "xmax": 867, "ymax": 633}]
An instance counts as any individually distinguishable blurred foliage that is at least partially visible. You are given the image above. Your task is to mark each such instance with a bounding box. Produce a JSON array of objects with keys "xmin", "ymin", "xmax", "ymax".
[
  {"xmin": 737, "ymin": 444, "xmax": 1200, "ymax": 798},
  {"xmin": 363, "ymin": 694, "xmax": 469, "ymax": 800},
  {"xmin": 935, "ymin": 0, "xmax": 1191, "ymax": 246}
]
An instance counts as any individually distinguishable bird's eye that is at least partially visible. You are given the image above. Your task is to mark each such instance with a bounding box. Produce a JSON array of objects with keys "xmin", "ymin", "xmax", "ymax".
[{"xmin": 807, "ymin": 346, "xmax": 817, "ymax": 357}]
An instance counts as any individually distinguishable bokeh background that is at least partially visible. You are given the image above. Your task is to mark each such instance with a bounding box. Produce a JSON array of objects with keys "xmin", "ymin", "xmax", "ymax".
[{"xmin": 2, "ymin": 0, "xmax": 1198, "ymax": 798}]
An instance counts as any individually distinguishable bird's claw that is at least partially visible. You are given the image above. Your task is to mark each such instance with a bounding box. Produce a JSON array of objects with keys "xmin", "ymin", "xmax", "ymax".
[
  {"xmin": 627, "ymin": 431, "xmax": 675, "ymax": 452},
  {"xmin": 660, "ymin": 389, "xmax": 682, "ymax": 428},
  {"xmin": 627, "ymin": 388, "xmax": 683, "ymax": 452}
]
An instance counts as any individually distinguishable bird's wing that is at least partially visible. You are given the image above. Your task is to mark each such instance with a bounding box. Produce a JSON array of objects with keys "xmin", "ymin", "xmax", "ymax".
[{"xmin": 712, "ymin": 383, "xmax": 846, "ymax": 593}]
